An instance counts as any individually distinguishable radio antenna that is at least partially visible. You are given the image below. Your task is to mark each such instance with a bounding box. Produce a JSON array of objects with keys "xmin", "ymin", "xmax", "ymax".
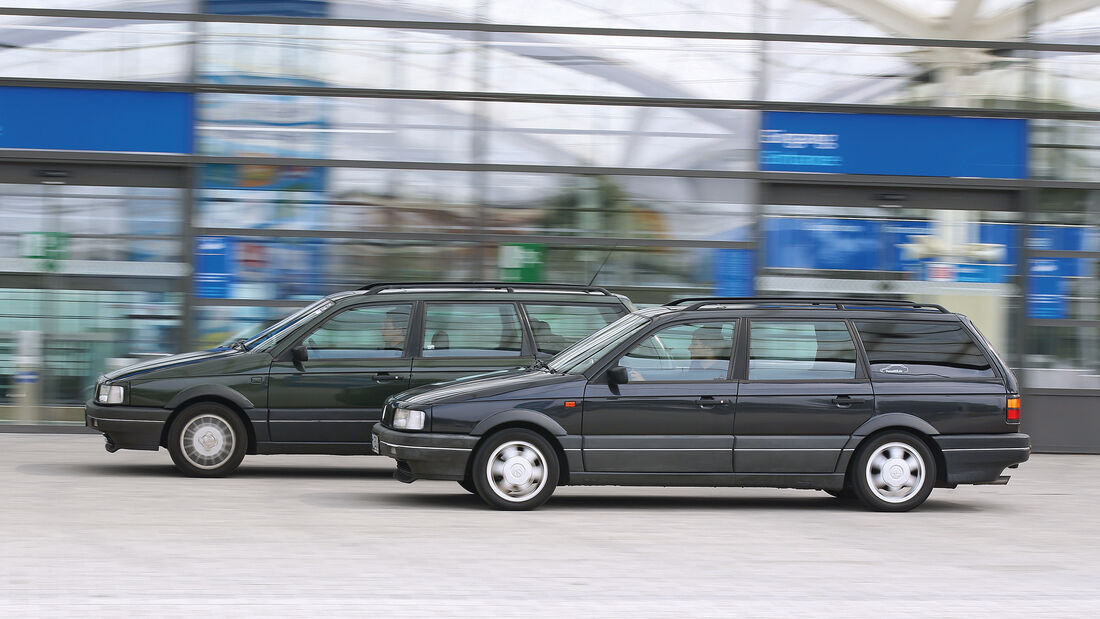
[{"xmin": 587, "ymin": 246, "xmax": 617, "ymax": 287}]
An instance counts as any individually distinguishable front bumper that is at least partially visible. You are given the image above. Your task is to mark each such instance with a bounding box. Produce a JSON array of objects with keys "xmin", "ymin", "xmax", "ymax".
[
  {"xmin": 933, "ymin": 433, "xmax": 1031, "ymax": 485},
  {"xmin": 85, "ymin": 400, "xmax": 170, "ymax": 451},
  {"xmin": 371, "ymin": 424, "xmax": 478, "ymax": 482}
]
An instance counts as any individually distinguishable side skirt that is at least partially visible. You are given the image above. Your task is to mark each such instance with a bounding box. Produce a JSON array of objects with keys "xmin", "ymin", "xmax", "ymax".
[
  {"xmin": 568, "ymin": 472, "xmax": 845, "ymax": 490},
  {"xmin": 256, "ymin": 442, "xmax": 376, "ymax": 455}
]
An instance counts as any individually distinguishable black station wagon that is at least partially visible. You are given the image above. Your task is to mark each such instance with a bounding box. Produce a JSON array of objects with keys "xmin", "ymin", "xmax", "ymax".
[
  {"xmin": 372, "ymin": 297, "xmax": 1031, "ymax": 511},
  {"xmin": 85, "ymin": 282, "xmax": 632, "ymax": 477}
]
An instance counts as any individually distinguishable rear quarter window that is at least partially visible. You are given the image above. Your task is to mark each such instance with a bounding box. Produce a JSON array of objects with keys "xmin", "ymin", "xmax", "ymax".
[{"xmin": 854, "ymin": 320, "xmax": 995, "ymax": 379}]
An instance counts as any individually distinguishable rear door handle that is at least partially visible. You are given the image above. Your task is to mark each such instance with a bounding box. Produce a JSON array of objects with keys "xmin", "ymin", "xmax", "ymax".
[
  {"xmin": 832, "ymin": 395, "xmax": 867, "ymax": 408},
  {"xmin": 695, "ymin": 397, "xmax": 732, "ymax": 409},
  {"xmin": 373, "ymin": 373, "xmax": 405, "ymax": 382}
]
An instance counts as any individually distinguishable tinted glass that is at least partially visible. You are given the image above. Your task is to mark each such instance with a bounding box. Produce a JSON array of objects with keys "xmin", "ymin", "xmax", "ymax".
[
  {"xmin": 301, "ymin": 304, "xmax": 410, "ymax": 359},
  {"xmin": 855, "ymin": 320, "xmax": 995, "ymax": 379},
  {"xmin": 423, "ymin": 303, "xmax": 523, "ymax": 358},
  {"xmin": 749, "ymin": 321, "xmax": 857, "ymax": 380},
  {"xmin": 524, "ymin": 304, "xmax": 625, "ymax": 356},
  {"xmin": 618, "ymin": 322, "xmax": 736, "ymax": 382}
]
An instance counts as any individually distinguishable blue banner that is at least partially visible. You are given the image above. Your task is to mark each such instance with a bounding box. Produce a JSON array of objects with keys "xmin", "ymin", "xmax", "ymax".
[
  {"xmin": 0, "ymin": 87, "xmax": 193, "ymax": 153},
  {"xmin": 760, "ymin": 112, "xmax": 1027, "ymax": 179}
]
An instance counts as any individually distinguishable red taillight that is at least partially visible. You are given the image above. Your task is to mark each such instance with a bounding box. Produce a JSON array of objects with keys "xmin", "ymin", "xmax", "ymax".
[{"xmin": 1007, "ymin": 396, "xmax": 1020, "ymax": 423}]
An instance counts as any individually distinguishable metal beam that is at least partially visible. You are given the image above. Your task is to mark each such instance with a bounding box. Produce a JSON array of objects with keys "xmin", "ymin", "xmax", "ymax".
[{"xmin": 1, "ymin": 6, "xmax": 1099, "ymax": 52}]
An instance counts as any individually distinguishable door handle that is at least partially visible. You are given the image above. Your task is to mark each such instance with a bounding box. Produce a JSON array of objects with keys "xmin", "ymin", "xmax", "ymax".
[
  {"xmin": 695, "ymin": 397, "xmax": 731, "ymax": 409},
  {"xmin": 373, "ymin": 373, "xmax": 405, "ymax": 382},
  {"xmin": 832, "ymin": 395, "xmax": 866, "ymax": 408}
]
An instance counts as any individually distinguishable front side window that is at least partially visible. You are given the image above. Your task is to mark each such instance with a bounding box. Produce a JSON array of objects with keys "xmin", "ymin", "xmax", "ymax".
[
  {"xmin": 300, "ymin": 304, "xmax": 411, "ymax": 359},
  {"xmin": 524, "ymin": 304, "xmax": 626, "ymax": 356},
  {"xmin": 422, "ymin": 303, "xmax": 523, "ymax": 357},
  {"xmin": 855, "ymin": 320, "xmax": 995, "ymax": 379},
  {"xmin": 748, "ymin": 320, "xmax": 857, "ymax": 380},
  {"xmin": 618, "ymin": 321, "xmax": 736, "ymax": 382}
]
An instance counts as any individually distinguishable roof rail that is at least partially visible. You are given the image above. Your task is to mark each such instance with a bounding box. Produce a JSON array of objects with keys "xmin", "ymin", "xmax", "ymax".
[
  {"xmin": 357, "ymin": 281, "xmax": 615, "ymax": 296},
  {"xmin": 664, "ymin": 296, "xmax": 950, "ymax": 313}
]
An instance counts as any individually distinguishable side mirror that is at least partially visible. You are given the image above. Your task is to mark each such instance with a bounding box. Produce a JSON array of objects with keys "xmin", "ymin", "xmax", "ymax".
[
  {"xmin": 291, "ymin": 345, "xmax": 309, "ymax": 363},
  {"xmin": 607, "ymin": 366, "xmax": 630, "ymax": 385}
]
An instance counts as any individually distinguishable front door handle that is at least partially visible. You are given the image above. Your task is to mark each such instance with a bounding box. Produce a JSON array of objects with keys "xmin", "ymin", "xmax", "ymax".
[
  {"xmin": 695, "ymin": 397, "xmax": 731, "ymax": 409},
  {"xmin": 373, "ymin": 373, "xmax": 405, "ymax": 382}
]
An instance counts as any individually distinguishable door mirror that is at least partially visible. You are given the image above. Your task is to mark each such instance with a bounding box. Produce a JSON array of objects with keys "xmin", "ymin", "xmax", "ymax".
[
  {"xmin": 607, "ymin": 366, "xmax": 630, "ymax": 385},
  {"xmin": 291, "ymin": 345, "xmax": 309, "ymax": 363}
]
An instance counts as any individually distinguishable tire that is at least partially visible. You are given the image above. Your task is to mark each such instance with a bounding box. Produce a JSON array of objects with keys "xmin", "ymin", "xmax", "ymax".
[
  {"xmin": 471, "ymin": 429, "xmax": 559, "ymax": 511},
  {"xmin": 167, "ymin": 402, "xmax": 248, "ymax": 478},
  {"xmin": 458, "ymin": 477, "xmax": 477, "ymax": 494},
  {"xmin": 850, "ymin": 432, "xmax": 936, "ymax": 512}
]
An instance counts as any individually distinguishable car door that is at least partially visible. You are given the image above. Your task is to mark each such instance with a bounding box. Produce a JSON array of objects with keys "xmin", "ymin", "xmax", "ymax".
[
  {"xmin": 267, "ymin": 303, "xmax": 414, "ymax": 444},
  {"xmin": 734, "ymin": 319, "xmax": 873, "ymax": 474},
  {"xmin": 582, "ymin": 320, "xmax": 739, "ymax": 473},
  {"xmin": 408, "ymin": 302, "xmax": 533, "ymax": 389}
]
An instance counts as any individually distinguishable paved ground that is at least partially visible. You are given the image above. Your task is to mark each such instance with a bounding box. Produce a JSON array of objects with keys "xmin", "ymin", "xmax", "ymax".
[{"xmin": 2, "ymin": 434, "xmax": 1098, "ymax": 617}]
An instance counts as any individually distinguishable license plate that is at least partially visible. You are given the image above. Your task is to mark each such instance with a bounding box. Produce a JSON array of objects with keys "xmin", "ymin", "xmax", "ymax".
[{"xmin": 371, "ymin": 433, "xmax": 379, "ymax": 454}]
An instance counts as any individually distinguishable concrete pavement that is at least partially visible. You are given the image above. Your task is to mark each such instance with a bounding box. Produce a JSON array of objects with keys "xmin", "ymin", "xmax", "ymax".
[{"xmin": 1, "ymin": 434, "xmax": 1098, "ymax": 617}]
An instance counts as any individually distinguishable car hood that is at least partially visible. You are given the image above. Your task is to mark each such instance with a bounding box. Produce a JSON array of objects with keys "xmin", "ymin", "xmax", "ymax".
[
  {"xmin": 102, "ymin": 348, "xmax": 243, "ymax": 381},
  {"xmin": 398, "ymin": 369, "xmax": 586, "ymax": 407}
]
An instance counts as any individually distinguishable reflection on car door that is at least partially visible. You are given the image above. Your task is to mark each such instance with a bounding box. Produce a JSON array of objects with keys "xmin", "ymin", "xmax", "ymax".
[
  {"xmin": 734, "ymin": 319, "xmax": 873, "ymax": 474},
  {"xmin": 582, "ymin": 321, "xmax": 738, "ymax": 473},
  {"xmin": 267, "ymin": 303, "xmax": 413, "ymax": 446}
]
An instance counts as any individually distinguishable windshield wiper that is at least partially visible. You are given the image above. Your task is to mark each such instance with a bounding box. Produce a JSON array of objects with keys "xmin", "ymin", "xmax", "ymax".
[
  {"xmin": 229, "ymin": 339, "xmax": 248, "ymax": 352},
  {"xmin": 532, "ymin": 358, "xmax": 555, "ymax": 373}
]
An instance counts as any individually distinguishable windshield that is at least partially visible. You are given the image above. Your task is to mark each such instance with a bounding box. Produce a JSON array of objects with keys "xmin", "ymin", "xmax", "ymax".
[
  {"xmin": 245, "ymin": 298, "xmax": 335, "ymax": 352},
  {"xmin": 547, "ymin": 312, "xmax": 653, "ymax": 374}
]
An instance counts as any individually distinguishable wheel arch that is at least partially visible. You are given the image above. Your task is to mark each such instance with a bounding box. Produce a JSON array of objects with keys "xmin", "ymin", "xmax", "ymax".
[
  {"xmin": 161, "ymin": 396, "xmax": 258, "ymax": 455},
  {"xmin": 465, "ymin": 420, "xmax": 570, "ymax": 487},
  {"xmin": 844, "ymin": 426, "xmax": 947, "ymax": 485}
]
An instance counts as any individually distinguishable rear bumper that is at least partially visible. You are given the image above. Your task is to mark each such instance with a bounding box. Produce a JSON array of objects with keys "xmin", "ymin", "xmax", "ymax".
[
  {"xmin": 371, "ymin": 424, "xmax": 477, "ymax": 482},
  {"xmin": 933, "ymin": 433, "xmax": 1031, "ymax": 485},
  {"xmin": 84, "ymin": 400, "xmax": 169, "ymax": 451}
]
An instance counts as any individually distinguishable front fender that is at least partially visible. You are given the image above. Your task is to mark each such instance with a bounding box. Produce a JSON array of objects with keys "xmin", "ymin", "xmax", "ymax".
[
  {"xmin": 164, "ymin": 384, "xmax": 255, "ymax": 411},
  {"xmin": 469, "ymin": 409, "xmax": 567, "ymax": 437}
]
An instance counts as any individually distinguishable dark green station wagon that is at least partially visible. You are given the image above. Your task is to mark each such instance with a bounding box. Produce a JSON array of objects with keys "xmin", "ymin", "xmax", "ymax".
[{"xmin": 85, "ymin": 283, "xmax": 632, "ymax": 476}]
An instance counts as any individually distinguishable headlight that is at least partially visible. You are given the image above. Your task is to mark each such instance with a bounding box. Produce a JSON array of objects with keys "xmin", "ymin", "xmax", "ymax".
[
  {"xmin": 96, "ymin": 383, "xmax": 125, "ymax": 404},
  {"xmin": 392, "ymin": 407, "xmax": 426, "ymax": 431}
]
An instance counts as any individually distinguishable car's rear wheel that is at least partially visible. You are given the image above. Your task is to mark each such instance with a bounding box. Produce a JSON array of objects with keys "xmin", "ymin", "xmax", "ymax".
[
  {"xmin": 167, "ymin": 402, "xmax": 247, "ymax": 478},
  {"xmin": 471, "ymin": 429, "xmax": 559, "ymax": 510},
  {"xmin": 851, "ymin": 432, "xmax": 936, "ymax": 512}
]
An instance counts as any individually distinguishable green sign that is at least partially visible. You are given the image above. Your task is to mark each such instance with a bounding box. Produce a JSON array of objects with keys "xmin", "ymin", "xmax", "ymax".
[
  {"xmin": 499, "ymin": 243, "xmax": 545, "ymax": 282},
  {"xmin": 21, "ymin": 232, "xmax": 68, "ymax": 271}
]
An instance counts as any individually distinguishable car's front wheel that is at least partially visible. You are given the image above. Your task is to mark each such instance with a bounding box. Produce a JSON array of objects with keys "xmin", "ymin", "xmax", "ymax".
[
  {"xmin": 167, "ymin": 403, "xmax": 247, "ymax": 477},
  {"xmin": 851, "ymin": 432, "xmax": 936, "ymax": 512},
  {"xmin": 471, "ymin": 429, "xmax": 559, "ymax": 510}
]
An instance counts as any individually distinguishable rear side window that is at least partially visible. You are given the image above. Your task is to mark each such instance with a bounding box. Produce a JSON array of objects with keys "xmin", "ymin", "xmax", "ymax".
[
  {"xmin": 524, "ymin": 304, "xmax": 625, "ymax": 356},
  {"xmin": 422, "ymin": 303, "xmax": 523, "ymax": 357},
  {"xmin": 748, "ymin": 320, "xmax": 857, "ymax": 380},
  {"xmin": 854, "ymin": 321, "xmax": 995, "ymax": 379}
]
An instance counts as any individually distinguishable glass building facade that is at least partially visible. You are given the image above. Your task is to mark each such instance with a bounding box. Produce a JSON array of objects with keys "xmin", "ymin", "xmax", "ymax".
[{"xmin": 1, "ymin": 1, "xmax": 1098, "ymax": 434}]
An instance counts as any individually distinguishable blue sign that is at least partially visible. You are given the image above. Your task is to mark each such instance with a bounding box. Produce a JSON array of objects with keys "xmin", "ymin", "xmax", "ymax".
[
  {"xmin": 760, "ymin": 112, "xmax": 1028, "ymax": 179},
  {"xmin": 714, "ymin": 249, "xmax": 755, "ymax": 296},
  {"xmin": 195, "ymin": 236, "xmax": 234, "ymax": 298},
  {"xmin": 204, "ymin": 0, "xmax": 327, "ymax": 16},
  {"xmin": 0, "ymin": 87, "xmax": 193, "ymax": 153},
  {"xmin": 765, "ymin": 217, "xmax": 880, "ymax": 270},
  {"xmin": 1028, "ymin": 259, "xmax": 1069, "ymax": 319}
]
